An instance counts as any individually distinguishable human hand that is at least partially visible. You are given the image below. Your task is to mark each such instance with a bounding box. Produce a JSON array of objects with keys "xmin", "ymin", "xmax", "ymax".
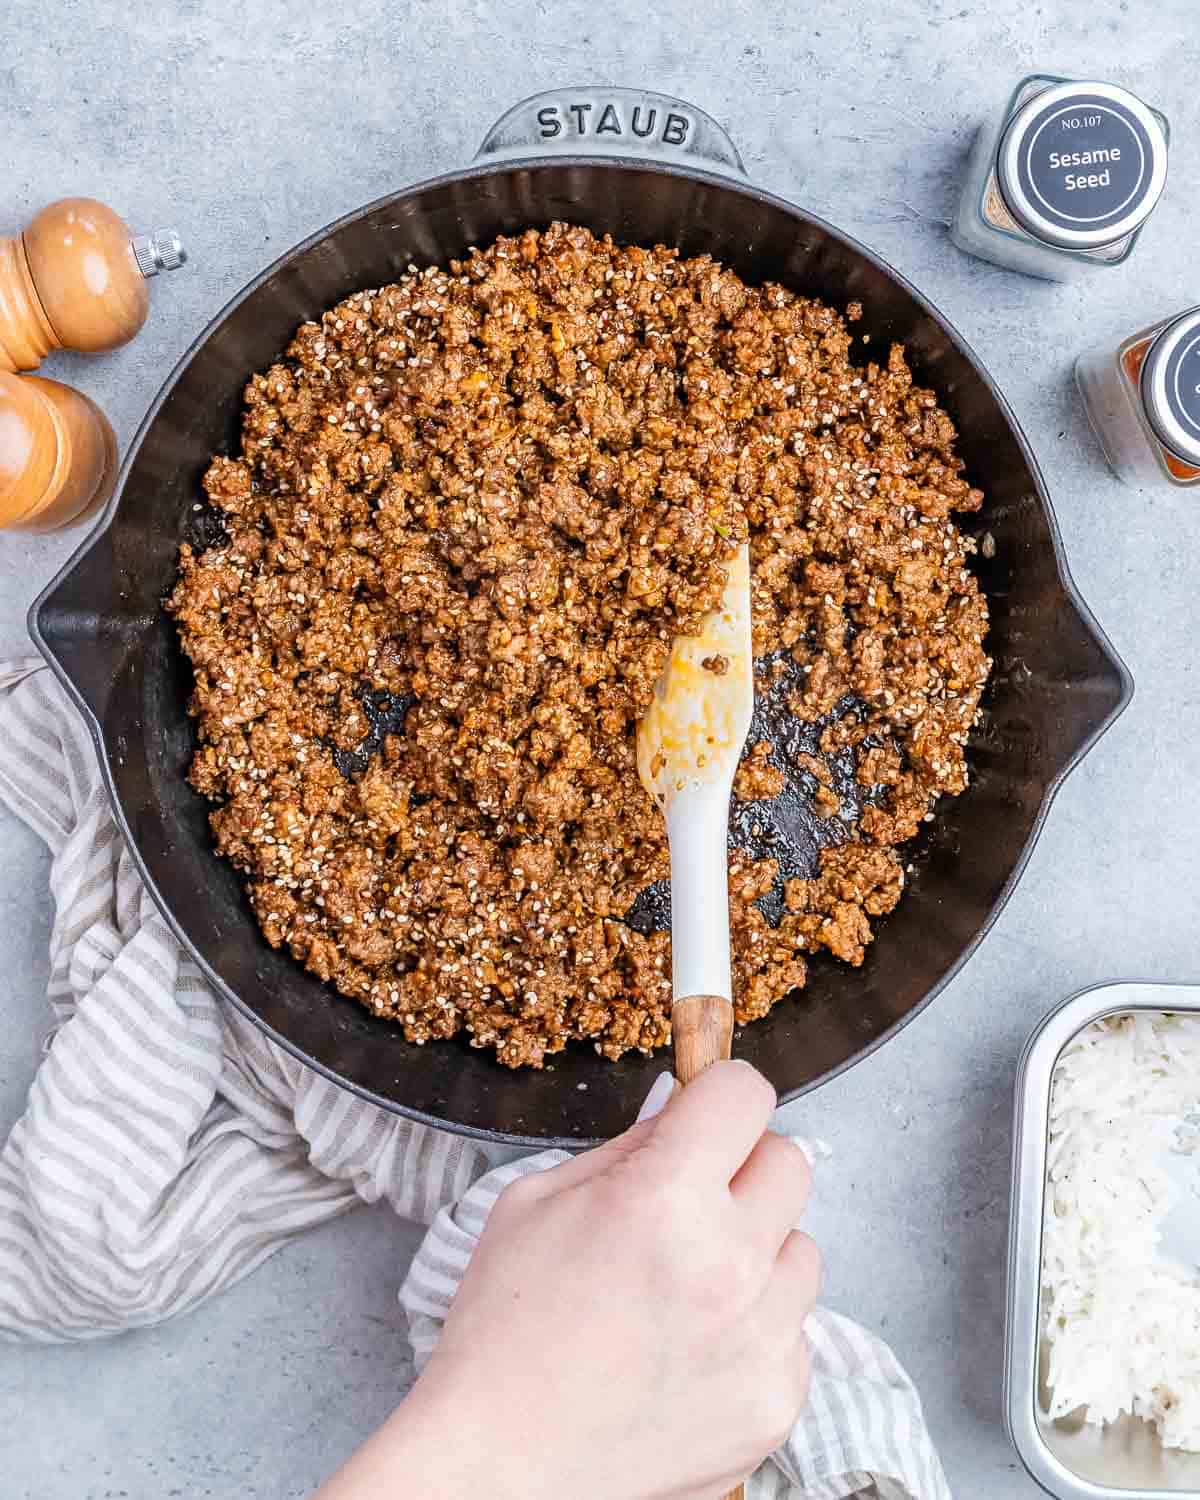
[{"xmin": 317, "ymin": 1060, "xmax": 819, "ymax": 1500}]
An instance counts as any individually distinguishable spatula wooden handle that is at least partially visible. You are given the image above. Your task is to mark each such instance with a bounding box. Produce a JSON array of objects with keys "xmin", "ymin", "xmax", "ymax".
[
  {"xmin": 672, "ymin": 993, "xmax": 735, "ymax": 1084},
  {"xmin": 672, "ymin": 994, "xmax": 744, "ymax": 1500}
]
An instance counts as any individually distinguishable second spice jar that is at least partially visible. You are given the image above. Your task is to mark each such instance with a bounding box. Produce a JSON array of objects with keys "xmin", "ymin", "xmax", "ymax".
[{"xmin": 1077, "ymin": 308, "xmax": 1200, "ymax": 490}]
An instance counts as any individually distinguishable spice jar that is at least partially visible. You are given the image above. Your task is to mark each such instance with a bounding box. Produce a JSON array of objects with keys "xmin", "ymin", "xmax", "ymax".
[
  {"xmin": 952, "ymin": 76, "xmax": 1169, "ymax": 280},
  {"xmin": 1077, "ymin": 308, "xmax": 1200, "ymax": 490}
]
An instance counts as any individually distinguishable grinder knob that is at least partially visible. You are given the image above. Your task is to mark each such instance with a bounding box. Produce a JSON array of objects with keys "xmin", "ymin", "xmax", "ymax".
[
  {"xmin": 0, "ymin": 197, "xmax": 186, "ymax": 374},
  {"xmin": 0, "ymin": 370, "xmax": 117, "ymax": 531}
]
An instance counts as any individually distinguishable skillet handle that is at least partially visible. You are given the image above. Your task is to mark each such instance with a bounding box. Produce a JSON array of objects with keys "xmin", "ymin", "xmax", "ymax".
[
  {"xmin": 29, "ymin": 525, "xmax": 129, "ymax": 727},
  {"xmin": 475, "ymin": 87, "xmax": 746, "ymax": 178}
]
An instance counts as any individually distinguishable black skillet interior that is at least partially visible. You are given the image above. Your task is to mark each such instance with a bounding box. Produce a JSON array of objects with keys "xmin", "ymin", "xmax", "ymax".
[{"xmin": 32, "ymin": 160, "xmax": 1132, "ymax": 1145}]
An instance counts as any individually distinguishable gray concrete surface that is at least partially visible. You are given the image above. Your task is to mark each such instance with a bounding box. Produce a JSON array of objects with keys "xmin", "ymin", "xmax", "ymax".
[{"xmin": 1, "ymin": 0, "xmax": 1196, "ymax": 1494}]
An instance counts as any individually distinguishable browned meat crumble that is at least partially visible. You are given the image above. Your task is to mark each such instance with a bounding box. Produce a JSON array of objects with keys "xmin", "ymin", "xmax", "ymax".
[{"xmin": 168, "ymin": 222, "xmax": 990, "ymax": 1069}]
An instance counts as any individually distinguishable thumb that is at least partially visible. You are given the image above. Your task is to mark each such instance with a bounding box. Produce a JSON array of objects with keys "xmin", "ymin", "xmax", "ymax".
[
  {"xmin": 635, "ymin": 1070, "xmax": 677, "ymax": 1123},
  {"xmin": 535, "ymin": 1073, "xmax": 678, "ymax": 1197}
]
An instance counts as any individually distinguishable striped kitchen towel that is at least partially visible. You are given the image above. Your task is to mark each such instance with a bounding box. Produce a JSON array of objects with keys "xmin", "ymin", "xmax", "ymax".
[
  {"xmin": 0, "ymin": 659, "xmax": 487, "ymax": 1341},
  {"xmin": 0, "ymin": 660, "xmax": 951, "ymax": 1498}
]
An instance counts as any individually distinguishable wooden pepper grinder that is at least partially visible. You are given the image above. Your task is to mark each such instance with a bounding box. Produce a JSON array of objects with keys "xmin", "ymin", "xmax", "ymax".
[
  {"xmin": 0, "ymin": 370, "xmax": 117, "ymax": 530},
  {"xmin": 0, "ymin": 197, "xmax": 185, "ymax": 373}
]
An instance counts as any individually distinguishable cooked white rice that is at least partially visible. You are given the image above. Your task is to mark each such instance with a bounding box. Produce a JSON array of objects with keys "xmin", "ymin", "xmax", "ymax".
[{"xmin": 1043, "ymin": 1011, "xmax": 1200, "ymax": 1450}]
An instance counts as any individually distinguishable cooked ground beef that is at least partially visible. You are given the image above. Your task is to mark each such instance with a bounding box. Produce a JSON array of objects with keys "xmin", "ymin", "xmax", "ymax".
[{"xmin": 168, "ymin": 222, "xmax": 990, "ymax": 1069}]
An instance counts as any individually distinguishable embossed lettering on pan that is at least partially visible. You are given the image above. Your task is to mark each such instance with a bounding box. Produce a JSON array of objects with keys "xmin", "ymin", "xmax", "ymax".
[{"xmin": 536, "ymin": 100, "xmax": 691, "ymax": 146}]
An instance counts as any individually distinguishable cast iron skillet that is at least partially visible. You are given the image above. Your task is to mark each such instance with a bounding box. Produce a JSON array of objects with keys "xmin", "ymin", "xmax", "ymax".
[{"xmin": 31, "ymin": 89, "xmax": 1132, "ymax": 1146}]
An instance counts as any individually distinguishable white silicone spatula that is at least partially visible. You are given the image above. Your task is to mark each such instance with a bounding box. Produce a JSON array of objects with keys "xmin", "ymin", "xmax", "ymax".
[
  {"xmin": 636, "ymin": 542, "xmax": 755, "ymax": 1086},
  {"xmin": 637, "ymin": 542, "xmax": 754, "ymax": 1500}
]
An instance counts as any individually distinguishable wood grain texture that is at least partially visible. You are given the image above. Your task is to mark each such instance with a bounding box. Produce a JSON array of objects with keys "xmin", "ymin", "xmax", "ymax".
[
  {"xmin": 21, "ymin": 198, "xmax": 148, "ymax": 357},
  {"xmin": 0, "ymin": 372, "xmax": 116, "ymax": 531},
  {"xmin": 672, "ymin": 992, "xmax": 734, "ymax": 1085},
  {"xmin": 0, "ymin": 237, "xmax": 56, "ymax": 373}
]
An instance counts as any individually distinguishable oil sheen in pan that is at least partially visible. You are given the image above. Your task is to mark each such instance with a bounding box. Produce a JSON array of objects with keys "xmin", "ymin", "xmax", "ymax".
[
  {"xmin": 330, "ymin": 648, "xmax": 893, "ymax": 934},
  {"xmin": 625, "ymin": 648, "xmax": 891, "ymax": 933}
]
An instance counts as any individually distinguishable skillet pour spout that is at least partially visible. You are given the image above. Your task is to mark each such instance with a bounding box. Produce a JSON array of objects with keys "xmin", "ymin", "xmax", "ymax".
[{"xmin": 30, "ymin": 88, "xmax": 1132, "ymax": 1146}]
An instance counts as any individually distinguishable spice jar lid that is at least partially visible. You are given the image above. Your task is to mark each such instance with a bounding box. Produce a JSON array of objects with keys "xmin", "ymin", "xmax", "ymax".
[
  {"xmin": 996, "ymin": 80, "xmax": 1168, "ymax": 250},
  {"xmin": 1141, "ymin": 307, "xmax": 1200, "ymax": 468}
]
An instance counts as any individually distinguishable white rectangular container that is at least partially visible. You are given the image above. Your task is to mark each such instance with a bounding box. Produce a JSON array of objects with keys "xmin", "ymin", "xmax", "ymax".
[{"xmin": 1007, "ymin": 981, "xmax": 1200, "ymax": 1497}]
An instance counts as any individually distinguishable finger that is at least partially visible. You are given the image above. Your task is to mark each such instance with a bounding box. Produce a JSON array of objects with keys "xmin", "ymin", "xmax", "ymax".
[
  {"xmin": 531, "ymin": 1074, "xmax": 676, "ymax": 1197},
  {"xmin": 647, "ymin": 1059, "xmax": 777, "ymax": 1184},
  {"xmin": 730, "ymin": 1130, "xmax": 813, "ymax": 1248},
  {"xmin": 635, "ymin": 1071, "xmax": 676, "ymax": 1122},
  {"xmin": 758, "ymin": 1229, "xmax": 822, "ymax": 1330},
  {"xmin": 539, "ymin": 1118, "xmax": 658, "ymax": 1193}
]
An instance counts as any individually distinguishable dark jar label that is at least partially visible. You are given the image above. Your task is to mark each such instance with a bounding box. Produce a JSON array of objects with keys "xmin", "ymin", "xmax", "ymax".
[
  {"xmin": 1161, "ymin": 332, "xmax": 1200, "ymax": 447},
  {"xmin": 997, "ymin": 80, "xmax": 1167, "ymax": 250},
  {"xmin": 1148, "ymin": 316, "xmax": 1200, "ymax": 465},
  {"xmin": 1016, "ymin": 93, "xmax": 1153, "ymax": 233}
]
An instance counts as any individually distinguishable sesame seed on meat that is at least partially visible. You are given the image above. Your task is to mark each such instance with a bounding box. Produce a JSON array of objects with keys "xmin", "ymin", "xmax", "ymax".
[{"xmin": 168, "ymin": 223, "xmax": 990, "ymax": 1069}]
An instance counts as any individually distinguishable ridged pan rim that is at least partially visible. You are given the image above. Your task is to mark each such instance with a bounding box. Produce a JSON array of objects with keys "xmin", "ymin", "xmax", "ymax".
[{"xmin": 30, "ymin": 154, "xmax": 1134, "ymax": 1147}]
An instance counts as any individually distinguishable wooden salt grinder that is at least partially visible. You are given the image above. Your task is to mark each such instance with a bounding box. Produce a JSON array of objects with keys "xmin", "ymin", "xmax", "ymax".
[
  {"xmin": 0, "ymin": 371, "xmax": 117, "ymax": 531},
  {"xmin": 0, "ymin": 197, "xmax": 185, "ymax": 373}
]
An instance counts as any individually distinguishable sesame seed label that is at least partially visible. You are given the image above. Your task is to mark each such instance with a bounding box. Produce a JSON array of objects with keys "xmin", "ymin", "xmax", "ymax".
[{"xmin": 1011, "ymin": 91, "xmax": 1158, "ymax": 239}]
